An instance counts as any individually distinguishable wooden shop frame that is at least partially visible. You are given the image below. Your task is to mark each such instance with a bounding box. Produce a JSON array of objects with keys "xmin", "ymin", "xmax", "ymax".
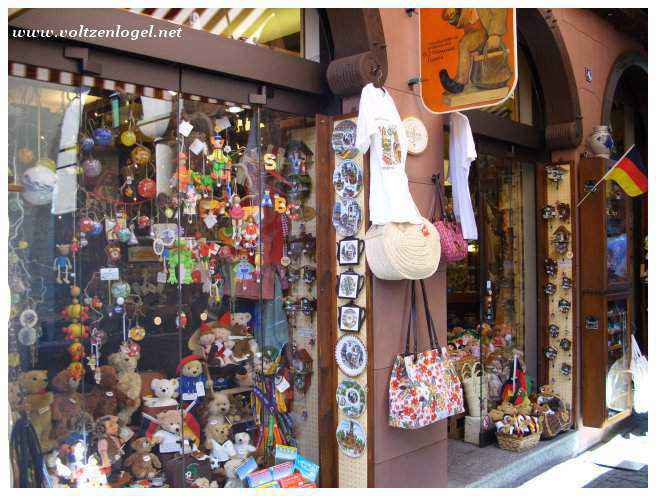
[{"xmin": 536, "ymin": 160, "xmax": 578, "ymax": 425}]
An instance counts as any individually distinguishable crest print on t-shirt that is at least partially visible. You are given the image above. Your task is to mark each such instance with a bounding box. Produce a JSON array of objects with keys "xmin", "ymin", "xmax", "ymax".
[{"xmin": 378, "ymin": 121, "xmax": 402, "ymax": 167}]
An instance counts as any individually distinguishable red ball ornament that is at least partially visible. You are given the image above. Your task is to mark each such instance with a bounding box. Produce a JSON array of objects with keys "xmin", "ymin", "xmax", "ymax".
[
  {"xmin": 137, "ymin": 215, "xmax": 151, "ymax": 229},
  {"xmin": 79, "ymin": 217, "xmax": 94, "ymax": 233},
  {"xmin": 191, "ymin": 269, "xmax": 202, "ymax": 283},
  {"xmin": 137, "ymin": 178, "xmax": 156, "ymax": 199}
]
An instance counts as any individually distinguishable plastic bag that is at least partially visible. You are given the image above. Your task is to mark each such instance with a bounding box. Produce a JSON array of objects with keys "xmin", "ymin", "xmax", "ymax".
[{"xmin": 631, "ymin": 335, "xmax": 649, "ymax": 413}]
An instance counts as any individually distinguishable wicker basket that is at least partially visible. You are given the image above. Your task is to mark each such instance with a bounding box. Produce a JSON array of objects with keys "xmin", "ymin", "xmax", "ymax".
[
  {"xmin": 461, "ymin": 362, "xmax": 488, "ymax": 416},
  {"xmin": 496, "ymin": 425, "xmax": 542, "ymax": 452},
  {"xmin": 464, "ymin": 416, "xmax": 482, "ymax": 445}
]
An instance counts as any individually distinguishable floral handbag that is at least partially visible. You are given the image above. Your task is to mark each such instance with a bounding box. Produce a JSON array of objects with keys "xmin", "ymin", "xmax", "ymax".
[
  {"xmin": 431, "ymin": 174, "xmax": 468, "ymax": 264},
  {"xmin": 388, "ymin": 280, "xmax": 464, "ymax": 429}
]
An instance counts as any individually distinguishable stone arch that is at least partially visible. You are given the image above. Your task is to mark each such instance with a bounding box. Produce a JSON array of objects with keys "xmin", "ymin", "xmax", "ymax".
[
  {"xmin": 601, "ymin": 51, "xmax": 647, "ymax": 130},
  {"xmin": 516, "ymin": 9, "xmax": 583, "ymax": 150}
]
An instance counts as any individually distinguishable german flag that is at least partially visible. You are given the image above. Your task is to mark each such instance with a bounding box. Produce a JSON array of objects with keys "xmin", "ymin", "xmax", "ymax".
[{"xmin": 606, "ymin": 145, "xmax": 648, "ymax": 197}]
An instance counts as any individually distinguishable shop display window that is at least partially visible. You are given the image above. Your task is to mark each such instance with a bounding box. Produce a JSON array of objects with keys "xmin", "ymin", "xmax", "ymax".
[
  {"xmin": 8, "ymin": 73, "xmax": 320, "ymax": 488},
  {"xmin": 445, "ymin": 148, "xmax": 533, "ymax": 444}
]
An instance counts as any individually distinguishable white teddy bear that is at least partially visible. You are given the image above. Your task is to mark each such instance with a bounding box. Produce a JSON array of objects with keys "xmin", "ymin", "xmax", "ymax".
[
  {"xmin": 143, "ymin": 378, "xmax": 179, "ymax": 408},
  {"xmin": 232, "ymin": 432, "xmax": 256, "ymax": 460}
]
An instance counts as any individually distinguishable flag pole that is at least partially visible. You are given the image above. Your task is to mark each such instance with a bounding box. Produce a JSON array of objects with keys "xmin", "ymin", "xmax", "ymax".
[{"xmin": 576, "ymin": 144, "xmax": 635, "ymax": 208}]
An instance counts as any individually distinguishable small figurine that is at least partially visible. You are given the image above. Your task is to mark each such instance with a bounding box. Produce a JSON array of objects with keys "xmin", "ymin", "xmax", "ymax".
[
  {"xmin": 229, "ymin": 194, "xmax": 246, "ymax": 240},
  {"xmin": 54, "ymin": 244, "xmax": 72, "ymax": 284}
]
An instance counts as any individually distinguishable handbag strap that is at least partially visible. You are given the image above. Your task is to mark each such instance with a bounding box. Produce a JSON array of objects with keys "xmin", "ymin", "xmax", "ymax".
[
  {"xmin": 404, "ymin": 281, "xmax": 419, "ymax": 357},
  {"xmin": 419, "ymin": 279, "xmax": 441, "ymax": 351},
  {"xmin": 404, "ymin": 280, "xmax": 442, "ymax": 356},
  {"xmin": 430, "ymin": 174, "xmax": 447, "ymax": 223}
]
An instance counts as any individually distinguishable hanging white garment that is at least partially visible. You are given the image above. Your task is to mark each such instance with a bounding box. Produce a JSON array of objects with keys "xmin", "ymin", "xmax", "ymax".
[
  {"xmin": 355, "ymin": 83, "xmax": 422, "ymax": 225},
  {"xmin": 449, "ymin": 111, "xmax": 478, "ymax": 240},
  {"xmin": 52, "ymin": 89, "xmax": 88, "ymax": 215}
]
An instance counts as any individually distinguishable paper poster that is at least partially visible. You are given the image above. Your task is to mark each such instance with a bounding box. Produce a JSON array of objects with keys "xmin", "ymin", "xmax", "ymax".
[{"xmin": 420, "ymin": 8, "xmax": 517, "ymax": 114}]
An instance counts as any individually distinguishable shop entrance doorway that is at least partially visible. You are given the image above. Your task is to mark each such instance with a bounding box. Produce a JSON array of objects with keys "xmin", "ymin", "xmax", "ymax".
[{"xmin": 444, "ymin": 136, "xmax": 539, "ymax": 445}]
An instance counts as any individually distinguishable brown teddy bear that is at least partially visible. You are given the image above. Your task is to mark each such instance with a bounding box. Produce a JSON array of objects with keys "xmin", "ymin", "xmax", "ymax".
[
  {"xmin": 51, "ymin": 368, "xmax": 92, "ymax": 441},
  {"xmin": 85, "ymin": 365, "xmax": 120, "ymax": 419},
  {"xmin": 18, "ymin": 370, "xmax": 54, "ymax": 450},
  {"xmin": 123, "ymin": 437, "xmax": 162, "ymax": 480}
]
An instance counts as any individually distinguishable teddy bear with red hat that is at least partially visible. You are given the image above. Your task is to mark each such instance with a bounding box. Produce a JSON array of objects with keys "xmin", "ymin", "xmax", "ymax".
[{"xmin": 177, "ymin": 355, "xmax": 210, "ymax": 403}]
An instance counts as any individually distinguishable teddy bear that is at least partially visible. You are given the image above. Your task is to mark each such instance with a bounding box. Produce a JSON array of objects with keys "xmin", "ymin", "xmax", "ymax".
[
  {"xmin": 189, "ymin": 325, "xmax": 236, "ymax": 368},
  {"xmin": 149, "ymin": 409, "xmax": 200, "ymax": 455},
  {"xmin": 18, "ymin": 370, "xmax": 55, "ymax": 450},
  {"xmin": 204, "ymin": 419, "xmax": 235, "ymax": 465},
  {"xmin": 192, "ymin": 477, "xmax": 219, "ymax": 488},
  {"xmin": 143, "ymin": 378, "xmax": 179, "ymax": 409},
  {"xmin": 222, "ymin": 458, "xmax": 244, "ymax": 488},
  {"xmin": 109, "ymin": 350, "xmax": 143, "ymax": 425},
  {"xmin": 232, "ymin": 432, "xmax": 256, "ymax": 461},
  {"xmin": 205, "ymin": 392, "xmax": 231, "ymax": 420},
  {"xmin": 51, "ymin": 368, "xmax": 93, "ymax": 441},
  {"xmin": 123, "ymin": 437, "xmax": 162, "ymax": 480},
  {"xmin": 177, "ymin": 355, "xmax": 209, "ymax": 402},
  {"xmin": 85, "ymin": 365, "xmax": 120, "ymax": 419}
]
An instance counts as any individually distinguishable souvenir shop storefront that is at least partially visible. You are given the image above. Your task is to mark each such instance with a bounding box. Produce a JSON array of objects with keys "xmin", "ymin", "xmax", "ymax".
[
  {"xmin": 7, "ymin": 7, "xmax": 646, "ymax": 489},
  {"xmin": 7, "ymin": 7, "xmax": 395, "ymax": 488}
]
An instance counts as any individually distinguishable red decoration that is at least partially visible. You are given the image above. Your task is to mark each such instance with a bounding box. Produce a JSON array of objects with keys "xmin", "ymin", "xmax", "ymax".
[{"xmin": 137, "ymin": 178, "xmax": 156, "ymax": 199}]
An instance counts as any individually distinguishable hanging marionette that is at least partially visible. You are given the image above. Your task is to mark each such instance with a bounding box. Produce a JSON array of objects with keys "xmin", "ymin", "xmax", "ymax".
[
  {"xmin": 229, "ymin": 194, "xmax": 246, "ymax": 240},
  {"xmin": 242, "ymin": 215, "xmax": 259, "ymax": 254},
  {"xmin": 53, "ymin": 243, "xmax": 73, "ymax": 284}
]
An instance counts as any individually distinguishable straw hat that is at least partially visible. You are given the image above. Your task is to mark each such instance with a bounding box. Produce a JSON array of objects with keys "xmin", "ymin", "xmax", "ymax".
[{"xmin": 364, "ymin": 218, "xmax": 441, "ymax": 280}]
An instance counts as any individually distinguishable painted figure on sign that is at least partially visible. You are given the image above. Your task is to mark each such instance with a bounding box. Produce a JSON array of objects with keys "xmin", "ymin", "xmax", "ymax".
[{"xmin": 439, "ymin": 8, "xmax": 512, "ymax": 94}]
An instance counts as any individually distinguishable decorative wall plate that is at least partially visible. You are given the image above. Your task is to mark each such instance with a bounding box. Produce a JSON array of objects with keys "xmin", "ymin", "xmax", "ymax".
[
  {"xmin": 336, "ymin": 380, "xmax": 367, "ymax": 418},
  {"xmin": 403, "ymin": 116, "xmax": 428, "ymax": 155},
  {"xmin": 332, "ymin": 198, "xmax": 362, "ymax": 237},
  {"xmin": 331, "ymin": 120, "xmax": 358, "ymax": 159},
  {"xmin": 333, "ymin": 160, "xmax": 363, "ymax": 199},
  {"xmin": 335, "ymin": 334, "xmax": 367, "ymax": 377},
  {"xmin": 336, "ymin": 419, "xmax": 366, "ymax": 458}
]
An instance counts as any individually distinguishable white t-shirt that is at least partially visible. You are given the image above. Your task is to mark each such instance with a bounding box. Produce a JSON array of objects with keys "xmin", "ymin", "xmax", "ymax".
[
  {"xmin": 449, "ymin": 112, "xmax": 478, "ymax": 240},
  {"xmin": 355, "ymin": 84, "xmax": 422, "ymax": 225}
]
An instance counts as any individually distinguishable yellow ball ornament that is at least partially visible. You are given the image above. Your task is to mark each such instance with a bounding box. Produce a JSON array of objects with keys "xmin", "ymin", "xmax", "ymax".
[{"xmin": 120, "ymin": 130, "xmax": 137, "ymax": 147}]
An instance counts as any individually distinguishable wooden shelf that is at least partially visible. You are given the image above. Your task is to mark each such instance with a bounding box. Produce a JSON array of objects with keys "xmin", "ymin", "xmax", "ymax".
[
  {"xmin": 8, "ymin": 183, "xmax": 24, "ymax": 192},
  {"xmin": 214, "ymin": 385, "xmax": 252, "ymax": 396}
]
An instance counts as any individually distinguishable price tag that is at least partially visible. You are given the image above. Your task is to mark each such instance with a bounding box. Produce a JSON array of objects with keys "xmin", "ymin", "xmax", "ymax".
[
  {"xmin": 100, "ymin": 267, "xmax": 120, "ymax": 281},
  {"xmin": 215, "ymin": 116, "xmax": 231, "ymax": 132},
  {"xmin": 275, "ymin": 376, "xmax": 290, "ymax": 393},
  {"xmin": 297, "ymin": 328, "xmax": 315, "ymax": 339},
  {"xmin": 179, "ymin": 120, "xmax": 194, "ymax": 137},
  {"xmin": 196, "ymin": 381, "xmax": 206, "ymax": 397},
  {"xmin": 157, "ymin": 271, "xmax": 168, "ymax": 283},
  {"xmin": 189, "ymin": 138, "xmax": 207, "ymax": 155}
]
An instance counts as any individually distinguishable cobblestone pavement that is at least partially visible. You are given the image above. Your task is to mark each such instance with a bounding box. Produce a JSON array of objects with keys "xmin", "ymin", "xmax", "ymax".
[{"xmin": 522, "ymin": 414, "xmax": 648, "ymax": 489}]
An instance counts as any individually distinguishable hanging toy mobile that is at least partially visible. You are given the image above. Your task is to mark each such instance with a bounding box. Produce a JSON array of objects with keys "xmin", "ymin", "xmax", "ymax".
[{"xmin": 53, "ymin": 244, "xmax": 73, "ymax": 284}]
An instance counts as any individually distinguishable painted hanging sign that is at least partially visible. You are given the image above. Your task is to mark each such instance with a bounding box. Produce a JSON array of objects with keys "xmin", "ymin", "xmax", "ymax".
[{"xmin": 419, "ymin": 8, "xmax": 517, "ymax": 114}]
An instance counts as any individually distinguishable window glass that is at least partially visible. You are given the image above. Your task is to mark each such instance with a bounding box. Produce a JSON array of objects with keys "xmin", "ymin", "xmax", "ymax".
[
  {"xmin": 128, "ymin": 8, "xmax": 306, "ymax": 58},
  {"xmin": 9, "ymin": 71, "xmax": 321, "ymax": 487}
]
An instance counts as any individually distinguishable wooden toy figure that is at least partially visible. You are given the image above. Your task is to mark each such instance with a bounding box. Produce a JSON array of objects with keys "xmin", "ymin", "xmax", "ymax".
[
  {"xmin": 229, "ymin": 194, "xmax": 246, "ymax": 240},
  {"xmin": 54, "ymin": 244, "xmax": 73, "ymax": 284}
]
